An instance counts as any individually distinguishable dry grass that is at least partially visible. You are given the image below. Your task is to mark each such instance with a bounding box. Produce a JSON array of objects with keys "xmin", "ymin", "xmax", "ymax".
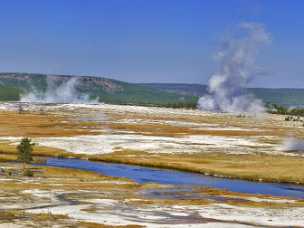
[
  {"xmin": 0, "ymin": 153, "xmax": 16, "ymax": 162},
  {"xmin": 0, "ymin": 141, "xmax": 81, "ymax": 159},
  {"xmin": 0, "ymin": 111, "xmax": 100, "ymax": 137},
  {"xmin": 1, "ymin": 106, "xmax": 304, "ymax": 186},
  {"xmin": 0, "ymin": 210, "xmax": 24, "ymax": 220},
  {"xmin": 2, "ymin": 106, "xmax": 304, "ymax": 226},
  {"xmin": 40, "ymin": 166, "xmax": 107, "ymax": 179},
  {"xmin": 0, "ymin": 210, "xmax": 69, "ymax": 222},
  {"xmin": 225, "ymin": 199, "xmax": 304, "ymax": 209},
  {"xmin": 0, "ymin": 163, "xmax": 137, "ymax": 193},
  {"xmin": 126, "ymin": 195, "xmax": 304, "ymax": 209},
  {"xmin": 197, "ymin": 187, "xmax": 304, "ymax": 208},
  {"xmin": 106, "ymin": 110, "xmax": 304, "ymax": 138},
  {"xmin": 77, "ymin": 222, "xmax": 144, "ymax": 228},
  {"xmin": 107, "ymin": 122, "xmax": 270, "ymax": 137},
  {"xmin": 106, "ymin": 111, "xmax": 279, "ymax": 137},
  {"xmin": 31, "ymin": 212, "xmax": 69, "ymax": 222}
]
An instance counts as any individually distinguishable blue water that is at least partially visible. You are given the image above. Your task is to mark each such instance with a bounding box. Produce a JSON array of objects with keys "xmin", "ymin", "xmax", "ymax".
[{"xmin": 46, "ymin": 158, "xmax": 304, "ymax": 199}]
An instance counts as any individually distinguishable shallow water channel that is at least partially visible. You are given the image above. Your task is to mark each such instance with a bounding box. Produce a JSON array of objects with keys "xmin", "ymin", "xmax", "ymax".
[{"xmin": 46, "ymin": 158, "xmax": 304, "ymax": 199}]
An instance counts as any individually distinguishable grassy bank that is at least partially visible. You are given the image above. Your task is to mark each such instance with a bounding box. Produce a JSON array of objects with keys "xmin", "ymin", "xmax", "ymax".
[
  {"xmin": 89, "ymin": 150, "xmax": 304, "ymax": 185},
  {"xmin": 0, "ymin": 140, "xmax": 304, "ymax": 184},
  {"xmin": 1, "ymin": 141, "xmax": 304, "ymax": 185}
]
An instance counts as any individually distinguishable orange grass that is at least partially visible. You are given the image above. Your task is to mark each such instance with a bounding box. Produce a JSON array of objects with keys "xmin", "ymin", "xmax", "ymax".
[{"xmin": 0, "ymin": 111, "xmax": 100, "ymax": 137}]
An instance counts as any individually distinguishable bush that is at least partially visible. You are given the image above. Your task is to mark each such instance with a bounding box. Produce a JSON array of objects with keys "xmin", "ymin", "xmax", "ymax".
[
  {"xmin": 57, "ymin": 153, "xmax": 66, "ymax": 159},
  {"xmin": 285, "ymin": 116, "xmax": 292, "ymax": 121},
  {"xmin": 23, "ymin": 169, "xmax": 34, "ymax": 177}
]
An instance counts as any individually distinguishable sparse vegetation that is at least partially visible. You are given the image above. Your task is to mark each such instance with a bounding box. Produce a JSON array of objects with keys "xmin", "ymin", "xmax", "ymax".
[
  {"xmin": 162, "ymin": 102, "xmax": 197, "ymax": 109},
  {"xmin": 23, "ymin": 168, "xmax": 34, "ymax": 177},
  {"xmin": 268, "ymin": 103, "xmax": 304, "ymax": 117}
]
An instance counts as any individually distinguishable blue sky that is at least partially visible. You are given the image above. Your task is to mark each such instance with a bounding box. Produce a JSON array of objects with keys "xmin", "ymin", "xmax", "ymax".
[{"xmin": 0, "ymin": 0, "xmax": 303, "ymax": 88}]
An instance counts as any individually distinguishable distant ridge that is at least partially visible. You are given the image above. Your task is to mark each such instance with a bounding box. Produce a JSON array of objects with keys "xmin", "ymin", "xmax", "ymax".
[
  {"xmin": 0, "ymin": 73, "xmax": 303, "ymax": 107},
  {"xmin": 0, "ymin": 73, "xmax": 197, "ymax": 106},
  {"xmin": 139, "ymin": 83, "xmax": 304, "ymax": 107}
]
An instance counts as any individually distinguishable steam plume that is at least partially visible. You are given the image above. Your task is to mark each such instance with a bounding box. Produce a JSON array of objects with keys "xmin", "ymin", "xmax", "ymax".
[
  {"xmin": 198, "ymin": 22, "xmax": 271, "ymax": 114},
  {"xmin": 21, "ymin": 76, "xmax": 98, "ymax": 103},
  {"xmin": 279, "ymin": 137, "xmax": 304, "ymax": 154}
]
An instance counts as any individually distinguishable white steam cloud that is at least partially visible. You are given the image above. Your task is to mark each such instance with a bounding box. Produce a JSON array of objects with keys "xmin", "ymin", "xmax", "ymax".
[
  {"xmin": 21, "ymin": 76, "xmax": 98, "ymax": 104},
  {"xmin": 198, "ymin": 22, "xmax": 271, "ymax": 114},
  {"xmin": 279, "ymin": 137, "xmax": 304, "ymax": 154}
]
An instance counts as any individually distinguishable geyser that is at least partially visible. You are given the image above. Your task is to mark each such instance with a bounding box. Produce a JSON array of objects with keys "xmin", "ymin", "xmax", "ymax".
[
  {"xmin": 198, "ymin": 22, "xmax": 271, "ymax": 114},
  {"xmin": 21, "ymin": 76, "xmax": 98, "ymax": 103}
]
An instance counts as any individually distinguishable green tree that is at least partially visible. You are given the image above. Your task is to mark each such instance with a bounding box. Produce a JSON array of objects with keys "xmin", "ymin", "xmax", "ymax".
[{"xmin": 17, "ymin": 137, "xmax": 34, "ymax": 165}]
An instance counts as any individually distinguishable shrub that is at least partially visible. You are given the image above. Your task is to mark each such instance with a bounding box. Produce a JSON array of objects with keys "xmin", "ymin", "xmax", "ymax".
[{"xmin": 23, "ymin": 169, "xmax": 34, "ymax": 177}]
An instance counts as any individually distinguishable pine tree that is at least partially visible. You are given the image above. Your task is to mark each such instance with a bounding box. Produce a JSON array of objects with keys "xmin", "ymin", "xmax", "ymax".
[{"xmin": 17, "ymin": 137, "xmax": 34, "ymax": 165}]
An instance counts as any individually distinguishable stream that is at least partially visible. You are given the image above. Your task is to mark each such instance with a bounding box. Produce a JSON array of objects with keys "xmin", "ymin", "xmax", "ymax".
[{"xmin": 46, "ymin": 158, "xmax": 304, "ymax": 199}]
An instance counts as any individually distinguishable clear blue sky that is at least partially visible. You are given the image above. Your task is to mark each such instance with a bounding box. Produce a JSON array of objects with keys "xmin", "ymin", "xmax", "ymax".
[{"xmin": 0, "ymin": 0, "xmax": 303, "ymax": 88}]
